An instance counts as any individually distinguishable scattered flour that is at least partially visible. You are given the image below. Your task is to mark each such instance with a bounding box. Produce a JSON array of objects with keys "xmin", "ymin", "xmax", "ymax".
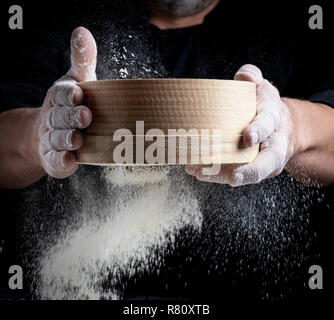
[
  {"xmin": 104, "ymin": 166, "xmax": 169, "ymax": 186},
  {"xmin": 119, "ymin": 68, "xmax": 129, "ymax": 78},
  {"xmin": 36, "ymin": 166, "xmax": 202, "ymax": 299}
]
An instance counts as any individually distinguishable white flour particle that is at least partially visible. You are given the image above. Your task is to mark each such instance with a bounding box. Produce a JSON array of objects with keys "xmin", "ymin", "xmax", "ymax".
[{"xmin": 119, "ymin": 68, "xmax": 129, "ymax": 78}]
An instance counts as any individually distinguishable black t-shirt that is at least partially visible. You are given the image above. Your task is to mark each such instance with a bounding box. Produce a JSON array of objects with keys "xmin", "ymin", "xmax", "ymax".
[
  {"xmin": 0, "ymin": 1, "xmax": 333, "ymax": 302},
  {"xmin": 1, "ymin": 1, "xmax": 334, "ymax": 110}
]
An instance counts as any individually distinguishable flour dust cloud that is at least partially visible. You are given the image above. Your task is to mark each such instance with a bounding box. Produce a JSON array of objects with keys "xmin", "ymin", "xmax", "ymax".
[
  {"xmin": 35, "ymin": 166, "xmax": 202, "ymax": 299},
  {"xmin": 17, "ymin": 165, "xmax": 324, "ymax": 301}
]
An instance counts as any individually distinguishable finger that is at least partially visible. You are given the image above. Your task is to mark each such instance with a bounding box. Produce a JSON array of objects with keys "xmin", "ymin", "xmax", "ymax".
[
  {"xmin": 42, "ymin": 129, "xmax": 84, "ymax": 151},
  {"xmin": 185, "ymin": 165, "xmax": 198, "ymax": 176},
  {"xmin": 51, "ymin": 80, "xmax": 84, "ymax": 107},
  {"xmin": 243, "ymin": 80, "xmax": 282, "ymax": 146},
  {"xmin": 67, "ymin": 27, "xmax": 97, "ymax": 82},
  {"xmin": 46, "ymin": 105, "xmax": 92, "ymax": 130},
  {"xmin": 234, "ymin": 64, "xmax": 264, "ymax": 86},
  {"xmin": 234, "ymin": 65, "xmax": 282, "ymax": 147},
  {"xmin": 41, "ymin": 150, "xmax": 78, "ymax": 179},
  {"xmin": 229, "ymin": 146, "xmax": 286, "ymax": 186},
  {"xmin": 196, "ymin": 171, "xmax": 229, "ymax": 184},
  {"xmin": 196, "ymin": 164, "xmax": 237, "ymax": 185},
  {"xmin": 200, "ymin": 115, "xmax": 290, "ymax": 187},
  {"xmin": 185, "ymin": 164, "xmax": 212, "ymax": 176}
]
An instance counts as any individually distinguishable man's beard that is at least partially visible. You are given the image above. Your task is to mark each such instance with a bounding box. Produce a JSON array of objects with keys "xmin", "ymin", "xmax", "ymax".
[{"xmin": 150, "ymin": 0, "xmax": 216, "ymax": 17}]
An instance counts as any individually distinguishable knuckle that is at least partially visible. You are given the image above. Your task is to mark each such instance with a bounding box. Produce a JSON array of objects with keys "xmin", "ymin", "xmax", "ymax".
[
  {"xmin": 262, "ymin": 80, "xmax": 281, "ymax": 100},
  {"xmin": 42, "ymin": 130, "xmax": 63, "ymax": 151},
  {"xmin": 46, "ymin": 87, "xmax": 56, "ymax": 104},
  {"xmin": 50, "ymin": 85, "xmax": 61, "ymax": 106},
  {"xmin": 259, "ymin": 110, "xmax": 279, "ymax": 135},
  {"xmin": 261, "ymin": 138, "xmax": 272, "ymax": 149},
  {"xmin": 52, "ymin": 81, "xmax": 77, "ymax": 106},
  {"xmin": 250, "ymin": 120, "xmax": 270, "ymax": 142}
]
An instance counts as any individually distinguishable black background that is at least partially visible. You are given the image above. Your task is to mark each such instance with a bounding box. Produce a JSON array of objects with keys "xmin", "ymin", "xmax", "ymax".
[{"xmin": 0, "ymin": 0, "xmax": 333, "ymax": 313}]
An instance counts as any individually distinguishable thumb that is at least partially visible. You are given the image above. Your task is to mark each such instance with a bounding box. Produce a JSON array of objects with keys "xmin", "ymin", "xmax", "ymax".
[
  {"xmin": 234, "ymin": 64, "xmax": 263, "ymax": 86},
  {"xmin": 67, "ymin": 27, "xmax": 97, "ymax": 82},
  {"xmin": 234, "ymin": 64, "xmax": 281, "ymax": 147}
]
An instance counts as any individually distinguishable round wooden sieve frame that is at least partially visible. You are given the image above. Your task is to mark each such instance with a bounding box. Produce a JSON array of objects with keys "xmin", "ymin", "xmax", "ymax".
[{"xmin": 77, "ymin": 79, "xmax": 259, "ymax": 165}]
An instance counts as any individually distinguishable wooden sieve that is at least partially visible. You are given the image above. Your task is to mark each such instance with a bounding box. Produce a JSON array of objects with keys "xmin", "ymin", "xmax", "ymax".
[{"xmin": 77, "ymin": 79, "xmax": 259, "ymax": 165}]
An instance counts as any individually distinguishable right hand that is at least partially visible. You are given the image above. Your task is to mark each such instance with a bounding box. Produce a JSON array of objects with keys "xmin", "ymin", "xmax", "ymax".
[{"xmin": 37, "ymin": 27, "xmax": 97, "ymax": 178}]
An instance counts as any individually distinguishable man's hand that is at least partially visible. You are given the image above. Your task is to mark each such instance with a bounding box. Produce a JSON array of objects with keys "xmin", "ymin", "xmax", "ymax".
[
  {"xmin": 185, "ymin": 64, "xmax": 295, "ymax": 186},
  {"xmin": 37, "ymin": 27, "xmax": 97, "ymax": 178}
]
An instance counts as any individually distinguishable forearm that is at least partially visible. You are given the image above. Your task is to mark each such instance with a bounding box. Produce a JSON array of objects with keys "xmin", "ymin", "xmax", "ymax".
[
  {"xmin": 0, "ymin": 108, "xmax": 45, "ymax": 189},
  {"xmin": 284, "ymin": 98, "xmax": 334, "ymax": 186}
]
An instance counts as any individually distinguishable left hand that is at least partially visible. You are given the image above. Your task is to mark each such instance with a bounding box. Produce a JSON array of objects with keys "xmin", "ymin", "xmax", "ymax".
[
  {"xmin": 185, "ymin": 64, "xmax": 295, "ymax": 186},
  {"xmin": 36, "ymin": 27, "xmax": 97, "ymax": 179}
]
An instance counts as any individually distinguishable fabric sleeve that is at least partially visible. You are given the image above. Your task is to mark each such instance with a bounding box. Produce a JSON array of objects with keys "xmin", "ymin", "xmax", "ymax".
[{"xmin": 308, "ymin": 89, "xmax": 334, "ymax": 108}]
